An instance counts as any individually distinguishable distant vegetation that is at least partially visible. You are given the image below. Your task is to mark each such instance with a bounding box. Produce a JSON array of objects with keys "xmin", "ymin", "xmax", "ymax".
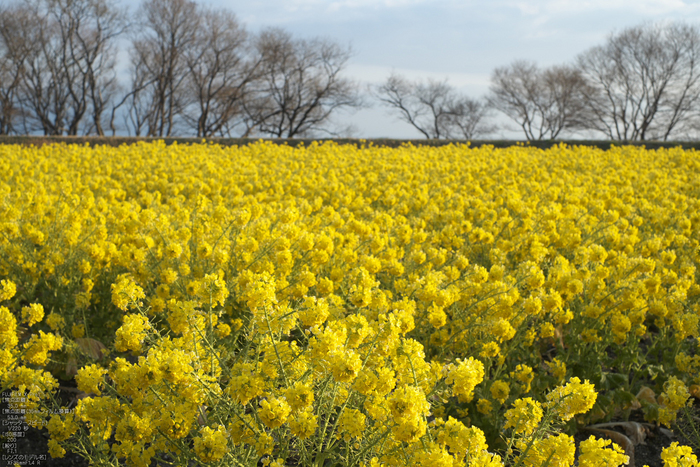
[
  {"xmin": 0, "ymin": 0, "xmax": 362, "ymax": 138},
  {"xmin": 378, "ymin": 23, "xmax": 700, "ymax": 142},
  {"xmin": 2, "ymin": 136, "xmax": 700, "ymax": 151}
]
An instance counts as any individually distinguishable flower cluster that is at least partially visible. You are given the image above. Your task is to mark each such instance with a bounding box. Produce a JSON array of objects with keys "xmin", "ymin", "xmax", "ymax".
[
  {"xmin": 578, "ymin": 436, "xmax": 629, "ymax": 467},
  {"xmin": 545, "ymin": 377, "xmax": 597, "ymax": 421},
  {"xmin": 1, "ymin": 141, "xmax": 700, "ymax": 465}
]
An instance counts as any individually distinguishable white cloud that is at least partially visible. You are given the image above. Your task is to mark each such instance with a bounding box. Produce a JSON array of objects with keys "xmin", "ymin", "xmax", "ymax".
[
  {"xmin": 327, "ymin": 0, "xmax": 430, "ymax": 9},
  {"xmin": 505, "ymin": 0, "xmax": 696, "ymax": 21},
  {"xmin": 508, "ymin": 0, "xmax": 688, "ymax": 15},
  {"xmin": 246, "ymin": 0, "xmax": 436, "ymax": 15},
  {"xmin": 499, "ymin": 0, "xmax": 700, "ymax": 42}
]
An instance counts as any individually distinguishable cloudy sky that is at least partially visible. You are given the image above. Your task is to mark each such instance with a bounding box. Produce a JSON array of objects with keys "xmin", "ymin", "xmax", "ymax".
[{"xmin": 128, "ymin": 0, "xmax": 700, "ymax": 138}]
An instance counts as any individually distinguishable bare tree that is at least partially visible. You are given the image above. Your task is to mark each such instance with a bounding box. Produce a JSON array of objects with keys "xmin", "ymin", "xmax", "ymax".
[
  {"xmin": 116, "ymin": 55, "xmax": 154, "ymax": 136},
  {"xmin": 0, "ymin": 0, "xmax": 126, "ymax": 135},
  {"xmin": 126, "ymin": 0, "xmax": 200, "ymax": 136},
  {"xmin": 243, "ymin": 28, "xmax": 362, "ymax": 138},
  {"xmin": 51, "ymin": 0, "xmax": 127, "ymax": 135},
  {"xmin": 443, "ymin": 97, "xmax": 496, "ymax": 140},
  {"xmin": 576, "ymin": 22, "xmax": 700, "ymax": 141},
  {"xmin": 376, "ymin": 72, "xmax": 493, "ymax": 139},
  {"xmin": 489, "ymin": 61, "xmax": 588, "ymax": 140},
  {"xmin": 181, "ymin": 8, "xmax": 260, "ymax": 137},
  {"xmin": 7, "ymin": 0, "xmax": 70, "ymax": 135},
  {"xmin": 0, "ymin": 4, "xmax": 34, "ymax": 134},
  {"xmin": 376, "ymin": 73, "xmax": 451, "ymax": 139},
  {"xmin": 70, "ymin": 0, "xmax": 128, "ymax": 136}
]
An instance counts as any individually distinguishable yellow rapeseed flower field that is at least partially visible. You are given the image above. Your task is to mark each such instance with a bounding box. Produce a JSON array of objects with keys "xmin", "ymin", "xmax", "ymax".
[{"xmin": 1, "ymin": 141, "xmax": 700, "ymax": 466}]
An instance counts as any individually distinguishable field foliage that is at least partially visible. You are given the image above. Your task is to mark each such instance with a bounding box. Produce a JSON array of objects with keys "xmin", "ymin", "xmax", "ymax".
[{"xmin": 2, "ymin": 141, "xmax": 700, "ymax": 466}]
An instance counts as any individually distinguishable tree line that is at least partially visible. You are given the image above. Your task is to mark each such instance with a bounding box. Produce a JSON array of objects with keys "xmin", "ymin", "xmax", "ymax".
[
  {"xmin": 0, "ymin": 0, "xmax": 698, "ymax": 141},
  {"xmin": 379, "ymin": 22, "xmax": 700, "ymax": 141},
  {"xmin": 0, "ymin": 0, "xmax": 362, "ymax": 137}
]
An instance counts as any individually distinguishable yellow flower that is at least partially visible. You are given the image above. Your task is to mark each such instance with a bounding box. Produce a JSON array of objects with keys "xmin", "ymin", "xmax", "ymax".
[
  {"xmin": 22, "ymin": 331, "xmax": 62, "ymax": 365},
  {"xmin": 298, "ymin": 296, "xmax": 329, "ymax": 328},
  {"xmin": 71, "ymin": 323, "xmax": 85, "ymax": 339},
  {"xmin": 477, "ymin": 398, "xmax": 493, "ymax": 415},
  {"xmin": 48, "ymin": 438, "xmax": 66, "ymax": 458},
  {"xmin": 436, "ymin": 418, "xmax": 494, "ymax": 464},
  {"xmin": 186, "ymin": 280, "xmax": 202, "ymax": 297},
  {"xmin": 75, "ymin": 364, "xmax": 107, "ymax": 395},
  {"xmin": 387, "ymin": 385, "xmax": 430, "ymax": 443},
  {"xmin": 194, "ymin": 425, "xmax": 228, "ymax": 463},
  {"xmin": 1, "ymin": 279, "xmax": 17, "ymax": 301},
  {"xmin": 241, "ymin": 271, "xmax": 278, "ymax": 310},
  {"xmin": 47, "ymin": 413, "xmax": 78, "ymax": 442},
  {"xmin": 540, "ymin": 322, "xmax": 556, "ymax": 339},
  {"xmin": 114, "ymin": 314, "xmax": 150, "ymax": 353},
  {"xmin": 21, "ymin": 303, "xmax": 44, "ymax": 327},
  {"xmin": 388, "ymin": 385, "xmax": 430, "ymax": 420},
  {"xmin": 547, "ymin": 358, "xmax": 567, "ymax": 382},
  {"xmin": 45, "ymin": 313, "xmax": 65, "ymax": 332},
  {"xmin": 79, "ymin": 259, "xmax": 92, "ymax": 274},
  {"xmin": 427, "ymin": 304, "xmax": 447, "ymax": 329},
  {"xmin": 673, "ymin": 313, "xmax": 699, "ymax": 341},
  {"xmin": 111, "ymin": 275, "xmax": 145, "ymax": 311},
  {"xmin": 316, "ymin": 277, "xmax": 334, "ymax": 295},
  {"xmin": 504, "ymin": 398, "xmax": 543, "ymax": 435},
  {"xmin": 330, "ymin": 350, "xmax": 362, "ymax": 383},
  {"xmin": 611, "ymin": 313, "xmax": 631, "ymax": 343},
  {"xmin": 490, "ymin": 380, "xmax": 510, "ymax": 404},
  {"xmin": 228, "ymin": 414, "xmax": 256, "ymax": 445},
  {"xmin": 515, "ymin": 433, "xmax": 575, "ymax": 467},
  {"xmin": 665, "ymin": 377, "xmax": 691, "ymax": 410},
  {"xmin": 392, "ymin": 414, "xmax": 427, "ymax": 444},
  {"xmin": 658, "ymin": 377, "xmax": 691, "ymax": 427},
  {"xmin": 203, "ymin": 272, "xmax": 229, "ymax": 307},
  {"xmin": 197, "ymin": 241, "xmax": 213, "ymax": 258},
  {"xmin": 255, "ymin": 432, "xmax": 274, "ymax": 457},
  {"xmin": 227, "ymin": 363, "xmax": 265, "ymax": 404},
  {"xmin": 289, "ymin": 408, "xmax": 318, "ymax": 440},
  {"xmin": 215, "ymin": 323, "xmax": 231, "ymax": 338},
  {"xmin": 285, "ymin": 382, "xmax": 314, "ymax": 412},
  {"xmin": 546, "ymin": 377, "xmax": 597, "ymax": 421},
  {"xmin": 337, "ymin": 408, "xmax": 366, "ymax": 441},
  {"xmin": 581, "ymin": 329, "xmax": 601, "ymax": 343},
  {"xmin": 661, "ymin": 442, "xmax": 699, "ymax": 467},
  {"xmin": 480, "ymin": 342, "xmax": 501, "ymax": 359},
  {"xmin": 160, "ymin": 268, "xmax": 178, "ymax": 284},
  {"xmin": 445, "ymin": 357, "xmax": 485, "ymax": 403},
  {"xmin": 259, "ymin": 397, "xmax": 291, "ymax": 429},
  {"xmin": 578, "ymin": 436, "xmax": 629, "ymax": 467},
  {"xmin": 10, "ymin": 139, "xmax": 700, "ymax": 467},
  {"xmin": 492, "ymin": 318, "xmax": 516, "ymax": 342},
  {"xmin": 165, "ymin": 242, "xmax": 183, "ymax": 259},
  {"xmin": 510, "ymin": 364, "xmax": 534, "ymax": 392}
]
